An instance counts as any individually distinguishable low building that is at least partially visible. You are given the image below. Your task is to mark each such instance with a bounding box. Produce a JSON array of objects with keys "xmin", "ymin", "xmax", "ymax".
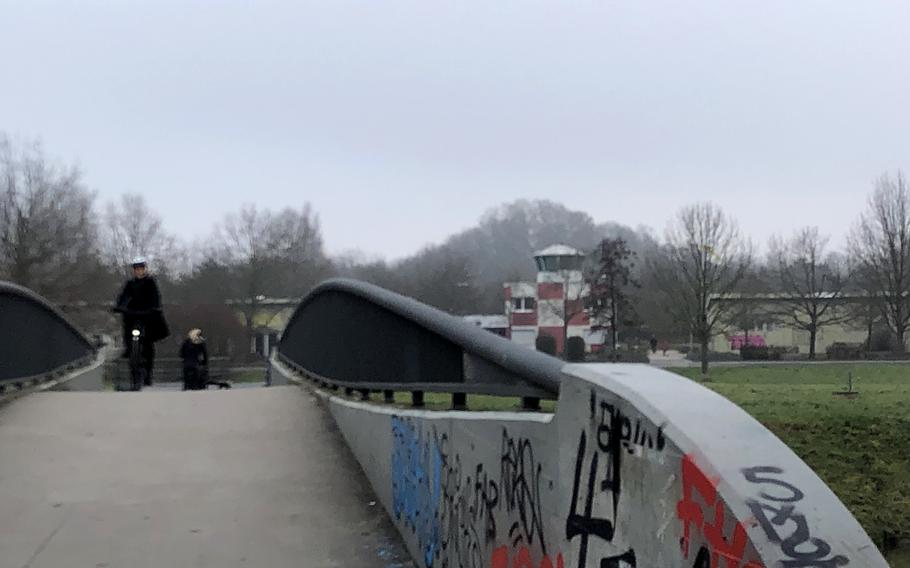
[
  {"xmin": 708, "ymin": 293, "xmax": 871, "ymax": 354},
  {"xmin": 226, "ymin": 297, "xmax": 298, "ymax": 357},
  {"xmin": 462, "ymin": 314, "xmax": 509, "ymax": 337}
]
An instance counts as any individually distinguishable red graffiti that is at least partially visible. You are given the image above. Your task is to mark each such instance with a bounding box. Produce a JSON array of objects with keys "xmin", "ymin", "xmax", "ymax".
[
  {"xmin": 491, "ymin": 545, "xmax": 564, "ymax": 568},
  {"xmin": 677, "ymin": 454, "xmax": 764, "ymax": 568}
]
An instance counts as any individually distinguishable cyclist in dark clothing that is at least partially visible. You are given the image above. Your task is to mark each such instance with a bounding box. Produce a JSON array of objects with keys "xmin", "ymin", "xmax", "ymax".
[{"xmin": 113, "ymin": 257, "xmax": 170, "ymax": 385}]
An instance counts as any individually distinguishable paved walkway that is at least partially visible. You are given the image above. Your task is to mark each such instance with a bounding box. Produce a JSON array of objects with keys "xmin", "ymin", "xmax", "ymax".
[
  {"xmin": 0, "ymin": 387, "xmax": 413, "ymax": 568},
  {"xmin": 647, "ymin": 349, "xmax": 691, "ymax": 368}
]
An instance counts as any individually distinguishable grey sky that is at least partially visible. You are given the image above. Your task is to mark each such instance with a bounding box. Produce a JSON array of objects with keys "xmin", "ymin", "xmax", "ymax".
[{"xmin": 1, "ymin": 1, "xmax": 908, "ymax": 259}]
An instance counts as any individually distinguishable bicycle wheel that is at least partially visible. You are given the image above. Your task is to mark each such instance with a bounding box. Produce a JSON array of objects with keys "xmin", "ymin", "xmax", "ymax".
[
  {"xmin": 129, "ymin": 343, "xmax": 144, "ymax": 391},
  {"xmin": 130, "ymin": 364, "xmax": 146, "ymax": 391}
]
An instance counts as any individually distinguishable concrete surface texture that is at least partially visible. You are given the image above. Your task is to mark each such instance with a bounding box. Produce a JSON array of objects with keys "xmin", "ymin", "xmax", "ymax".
[
  {"xmin": 49, "ymin": 352, "xmax": 106, "ymax": 392},
  {"xmin": 0, "ymin": 387, "xmax": 413, "ymax": 568},
  {"xmin": 271, "ymin": 359, "xmax": 888, "ymax": 568}
]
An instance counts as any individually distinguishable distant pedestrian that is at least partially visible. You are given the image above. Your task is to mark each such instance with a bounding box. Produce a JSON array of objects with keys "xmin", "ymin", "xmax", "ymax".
[{"xmin": 649, "ymin": 336, "xmax": 658, "ymax": 354}]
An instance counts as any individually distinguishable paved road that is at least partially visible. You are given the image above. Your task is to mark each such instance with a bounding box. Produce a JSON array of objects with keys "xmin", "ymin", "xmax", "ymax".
[{"xmin": 0, "ymin": 387, "xmax": 413, "ymax": 568}]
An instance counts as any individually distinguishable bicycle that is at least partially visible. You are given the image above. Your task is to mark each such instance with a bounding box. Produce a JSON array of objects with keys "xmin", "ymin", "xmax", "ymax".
[
  {"xmin": 128, "ymin": 323, "xmax": 148, "ymax": 391},
  {"xmin": 112, "ymin": 307, "xmax": 157, "ymax": 391}
]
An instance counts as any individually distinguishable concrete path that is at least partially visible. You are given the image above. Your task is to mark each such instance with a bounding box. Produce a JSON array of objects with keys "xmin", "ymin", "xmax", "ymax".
[
  {"xmin": 144, "ymin": 381, "xmax": 266, "ymax": 391},
  {"xmin": 647, "ymin": 349, "xmax": 691, "ymax": 368},
  {"xmin": 0, "ymin": 387, "xmax": 413, "ymax": 568}
]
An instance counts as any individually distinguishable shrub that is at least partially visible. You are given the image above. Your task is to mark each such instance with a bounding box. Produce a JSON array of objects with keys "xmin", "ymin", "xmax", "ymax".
[
  {"xmin": 565, "ymin": 336, "xmax": 586, "ymax": 362},
  {"xmin": 741, "ymin": 345, "xmax": 786, "ymax": 361},
  {"xmin": 685, "ymin": 349, "xmax": 741, "ymax": 362},
  {"xmin": 590, "ymin": 348, "xmax": 650, "ymax": 363},
  {"xmin": 871, "ymin": 329, "xmax": 895, "ymax": 352},
  {"xmin": 741, "ymin": 345, "xmax": 769, "ymax": 360},
  {"xmin": 535, "ymin": 334, "xmax": 557, "ymax": 356},
  {"xmin": 826, "ymin": 342, "xmax": 865, "ymax": 361}
]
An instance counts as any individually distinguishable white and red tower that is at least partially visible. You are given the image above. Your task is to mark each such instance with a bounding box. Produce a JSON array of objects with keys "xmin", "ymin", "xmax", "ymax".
[{"xmin": 504, "ymin": 244, "xmax": 603, "ymax": 353}]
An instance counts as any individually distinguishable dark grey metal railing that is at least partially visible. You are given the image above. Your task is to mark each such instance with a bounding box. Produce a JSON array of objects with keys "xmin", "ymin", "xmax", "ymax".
[
  {"xmin": 276, "ymin": 278, "xmax": 562, "ymax": 409},
  {"xmin": 0, "ymin": 281, "xmax": 97, "ymax": 387}
]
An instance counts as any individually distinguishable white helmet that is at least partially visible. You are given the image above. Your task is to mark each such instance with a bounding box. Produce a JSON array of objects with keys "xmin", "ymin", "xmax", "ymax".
[{"xmin": 130, "ymin": 256, "xmax": 148, "ymax": 267}]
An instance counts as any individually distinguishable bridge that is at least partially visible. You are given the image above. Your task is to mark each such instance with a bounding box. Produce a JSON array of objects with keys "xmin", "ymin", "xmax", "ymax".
[{"xmin": 0, "ymin": 279, "xmax": 889, "ymax": 567}]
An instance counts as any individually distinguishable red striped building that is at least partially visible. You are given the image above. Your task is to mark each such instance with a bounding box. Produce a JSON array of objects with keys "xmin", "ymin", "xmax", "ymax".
[{"xmin": 503, "ymin": 244, "xmax": 604, "ymax": 354}]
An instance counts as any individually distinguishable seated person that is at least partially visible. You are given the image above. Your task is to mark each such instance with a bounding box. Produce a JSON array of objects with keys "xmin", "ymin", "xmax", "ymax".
[{"xmin": 180, "ymin": 328, "xmax": 208, "ymax": 390}]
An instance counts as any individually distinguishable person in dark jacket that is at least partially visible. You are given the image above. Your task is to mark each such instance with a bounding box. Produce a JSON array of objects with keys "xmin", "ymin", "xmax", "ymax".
[
  {"xmin": 113, "ymin": 257, "xmax": 170, "ymax": 385},
  {"xmin": 180, "ymin": 328, "xmax": 209, "ymax": 390}
]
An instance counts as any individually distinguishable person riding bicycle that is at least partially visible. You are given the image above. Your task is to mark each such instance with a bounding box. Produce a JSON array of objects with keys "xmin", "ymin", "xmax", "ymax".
[{"xmin": 112, "ymin": 257, "xmax": 170, "ymax": 386}]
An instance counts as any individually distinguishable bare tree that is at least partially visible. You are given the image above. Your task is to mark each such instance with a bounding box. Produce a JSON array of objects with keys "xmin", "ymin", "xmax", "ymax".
[
  {"xmin": 268, "ymin": 204, "xmax": 333, "ymax": 295},
  {"xmin": 0, "ymin": 135, "xmax": 100, "ymax": 300},
  {"xmin": 768, "ymin": 227, "xmax": 848, "ymax": 359},
  {"xmin": 849, "ymin": 172, "xmax": 910, "ymax": 351},
  {"xmin": 653, "ymin": 203, "xmax": 751, "ymax": 376},
  {"xmin": 102, "ymin": 194, "xmax": 184, "ymax": 277},
  {"xmin": 214, "ymin": 203, "xmax": 330, "ymax": 355},
  {"xmin": 216, "ymin": 205, "xmax": 279, "ymax": 350},
  {"xmin": 844, "ymin": 263, "xmax": 882, "ymax": 350}
]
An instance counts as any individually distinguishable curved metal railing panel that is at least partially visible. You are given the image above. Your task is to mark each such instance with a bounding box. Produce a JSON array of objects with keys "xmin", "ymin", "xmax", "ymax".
[
  {"xmin": 277, "ymin": 278, "xmax": 563, "ymax": 397},
  {"xmin": 0, "ymin": 281, "xmax": 96, "ymax": 383}
]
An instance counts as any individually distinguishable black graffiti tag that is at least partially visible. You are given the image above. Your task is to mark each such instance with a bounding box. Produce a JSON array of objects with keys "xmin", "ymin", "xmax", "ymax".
[
  {"xmin": 501, "ymin": 431, "xmax": 547, "ymax": 553},
  {"xmin": 567, "ymin": 430, "xmax": 616, "ymax": 566},
  {"xmin": 566, "ymin": 394, "xmax": 636, "ymax": 568},
  {"xmin": 741, "ymin": 466, "xmax": 849, "ymax": 568}
]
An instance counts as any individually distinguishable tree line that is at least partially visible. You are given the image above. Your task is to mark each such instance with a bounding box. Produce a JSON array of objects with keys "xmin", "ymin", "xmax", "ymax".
[
  {"xmin": 586, "ymin": 173, "xmax": 910, "ymax": 375},
  {"xmin": 2, "ymin": 134, "xmax": 907, "ymax": 370}
]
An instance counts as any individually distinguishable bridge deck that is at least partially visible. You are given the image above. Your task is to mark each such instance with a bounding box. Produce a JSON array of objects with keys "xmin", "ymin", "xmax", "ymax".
[{"xmin": 0, "ymin": 387, "xmax": 412, "ymax": 568}]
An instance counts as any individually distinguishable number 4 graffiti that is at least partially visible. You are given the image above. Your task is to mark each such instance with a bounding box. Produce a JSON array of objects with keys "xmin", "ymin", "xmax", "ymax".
[{"xmin": 565, "ymin": 430, "xmax": 636, "ymax": 568}]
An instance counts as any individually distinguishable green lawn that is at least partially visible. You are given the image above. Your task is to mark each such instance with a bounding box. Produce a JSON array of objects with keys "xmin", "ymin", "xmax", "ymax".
[{"xmin": 672, "ymin": 364, "xmax": 910, "ymax": 565}]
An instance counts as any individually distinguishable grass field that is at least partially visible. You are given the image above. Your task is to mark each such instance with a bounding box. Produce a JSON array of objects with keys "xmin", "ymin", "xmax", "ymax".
[{"xmin": 671, "ymin": 364, "xmax": 910, "ymax": 564}]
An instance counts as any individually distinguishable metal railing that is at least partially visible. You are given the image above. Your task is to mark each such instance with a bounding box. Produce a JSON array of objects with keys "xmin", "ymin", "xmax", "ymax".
[
  {"xmin": 276, "ymin": 278, "xmax": 563, "ymax": 409},
  {"xmin": 0, "ymin": 281, "xmax": 97, "ymax": 385}
]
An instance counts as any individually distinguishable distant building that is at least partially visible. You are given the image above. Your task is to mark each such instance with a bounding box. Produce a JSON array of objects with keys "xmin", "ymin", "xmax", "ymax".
[
  {"xmin": 503, "ymin": 244, "xmax": 604, "ymax": 353},
  {"xmin": 226, "ymin": 297, "xmax": 298, "ymax": 357},
  {"xmin": 708, "ymin": 293, "xmax": 872, "ymax": 354},
  {"xmin": 462, "ymin": 314, "xmax": 509, "ymax": 337}
]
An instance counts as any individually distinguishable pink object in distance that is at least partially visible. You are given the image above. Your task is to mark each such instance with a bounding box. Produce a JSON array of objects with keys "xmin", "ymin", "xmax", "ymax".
[{"xmin": 729, "ymin": 334, "xmax": 766, "ymax": 349}]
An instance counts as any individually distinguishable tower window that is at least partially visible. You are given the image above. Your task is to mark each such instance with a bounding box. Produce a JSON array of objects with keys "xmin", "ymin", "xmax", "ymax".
[{"xmin": 511, "ymin": 297, "xmax": 537, "ymax": 312}]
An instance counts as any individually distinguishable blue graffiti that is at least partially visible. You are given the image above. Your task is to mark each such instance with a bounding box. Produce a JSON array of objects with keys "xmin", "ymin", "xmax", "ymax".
[{"xmin": 391, "ymin": 416, "xmax": 442, "ymax": 567}]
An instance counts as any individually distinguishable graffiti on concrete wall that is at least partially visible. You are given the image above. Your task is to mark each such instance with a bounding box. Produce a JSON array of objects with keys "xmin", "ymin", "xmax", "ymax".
[
  {"xmin": 491, "ymin": 544, "xmax": 564, "ymax": 568},
  {"xmin": 741, "ymin": 466, "xmax": 848, "ymax": 568},
  {"xmin": 387, "ymin": 386, "xmax": 861, "ymax": 568},
  {"xmin": 564, "ymin": 391, "xmax": 658, "ymax": 568},
  {"xmin": 677, "ymin": 453, "xmax": 763, "ymax": 568},
  {"xmin": 391, "ymin": 415, "xmax": 560, "ymax": 568},
  {"xmin": 392, "ymin": 416, "xmax": 443, "ymax": 567},
  {"xmin": 500, "ymin": 434, "xmax": 547, "ymax": 552}
]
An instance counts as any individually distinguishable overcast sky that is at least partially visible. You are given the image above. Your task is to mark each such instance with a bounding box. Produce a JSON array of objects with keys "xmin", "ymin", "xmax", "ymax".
[{"xmin": 1, "ymin": 1, "xmax": 908, "ymax": 259}]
